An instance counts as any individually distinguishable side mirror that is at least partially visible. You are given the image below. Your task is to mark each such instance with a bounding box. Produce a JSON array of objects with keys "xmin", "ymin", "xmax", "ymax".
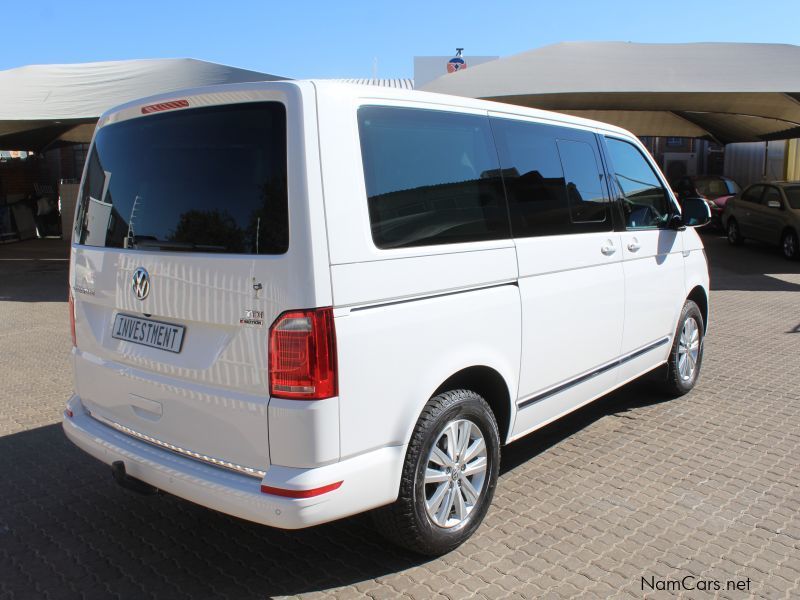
[
  {"xmin": 766, "ymin": 199, "xmax": 782, "ymax": 209},
  {"xmin": 668, "ymin": 213, "xmax": 686, "ymax": 231},
  {"xmin": 681, "ymin": 197, "xmax": 711, "ymax": 228}
]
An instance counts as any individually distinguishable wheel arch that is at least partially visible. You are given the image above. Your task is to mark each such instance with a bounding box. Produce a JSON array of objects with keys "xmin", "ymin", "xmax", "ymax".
[
  {"xmin": 687, "ymin": 285, "xmax": 709, "ymax": 331},
  {"xmin": 432, "ymin": 365, "xmax": 513, "ymax": 444},
  {"xmin": 780, "ymin": 225, "xmax": 798, "ymax": 243}
]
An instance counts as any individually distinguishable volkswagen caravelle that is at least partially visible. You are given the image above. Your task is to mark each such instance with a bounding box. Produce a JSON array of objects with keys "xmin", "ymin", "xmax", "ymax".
[{"xmin": 63, "ymin": 81, "xmax": 711, "ymax": 555}]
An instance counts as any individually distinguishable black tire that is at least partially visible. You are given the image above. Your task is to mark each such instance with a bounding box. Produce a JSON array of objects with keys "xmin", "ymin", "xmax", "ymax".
[
  {"xmin": 781, "ymin": 229, "xmax": 799, "ymax": 261},
  {"xmin": 372, "ymin": 389, "xmax": 500, "ymax": 556},
  {"xmin": 726, "ymin": 218, "xmax": 744, "ymax": 245},
  {"xmin": 660, "ymin": 300, "xmax": 705, "ymax": 397}
]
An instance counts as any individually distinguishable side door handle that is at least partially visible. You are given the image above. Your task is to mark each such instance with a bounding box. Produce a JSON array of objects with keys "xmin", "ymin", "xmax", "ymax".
[
  {"xmin": 601, "ymin": 242, "xmax": 617, "ymax": 256},
  {"xmin": 627, "ymin": 238, "xmax": 641, "ymax": 252}
]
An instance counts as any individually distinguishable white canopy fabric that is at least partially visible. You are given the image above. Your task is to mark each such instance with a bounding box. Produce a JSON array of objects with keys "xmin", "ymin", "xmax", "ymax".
[
  {"xmin": 0, "ymin": 58, "xmax": 285, "ymax": 150},
  {"xmin": 421, "ymin": 42, "xmax": 800, "ymax": 144}
]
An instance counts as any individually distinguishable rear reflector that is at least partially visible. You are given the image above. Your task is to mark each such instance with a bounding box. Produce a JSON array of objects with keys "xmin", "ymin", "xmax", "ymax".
[
  {"xmin": 68, "ymin": 289, "xmax": 76, "ymax": 347},
  {"xmin": 260, "ymin": 481, "xmax": 343, "ymax": 498},
  {"xmin": 141, "ymin": 99, "xmax": 189, "ymax": 114},
  {"xmin": 269, "ymin": 308, "xmax": 337, "ymax": 400}
]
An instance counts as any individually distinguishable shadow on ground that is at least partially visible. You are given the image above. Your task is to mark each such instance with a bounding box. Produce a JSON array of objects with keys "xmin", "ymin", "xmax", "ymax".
[
  {"xmin": 0, "ymin": 239, "xmax": 69, "ymax": 302},
  {"xmin": 702, "ymin": 230, "xmax": 800, "ymax": 292},
  {"xmin": 0, "ymin": 380, "xmax": 666, "ymax": 599}
]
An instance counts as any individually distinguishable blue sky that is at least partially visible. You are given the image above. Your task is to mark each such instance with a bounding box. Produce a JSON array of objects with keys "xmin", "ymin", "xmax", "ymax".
[{"xmin": 2, "ymin": 0, "xmax": 798, "ymax": 78}]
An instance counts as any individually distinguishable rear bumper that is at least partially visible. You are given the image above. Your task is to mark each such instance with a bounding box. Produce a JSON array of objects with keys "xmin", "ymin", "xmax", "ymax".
[{"xmin": 63, "ymin": 395, "xmax": 405, "ymax": 529}]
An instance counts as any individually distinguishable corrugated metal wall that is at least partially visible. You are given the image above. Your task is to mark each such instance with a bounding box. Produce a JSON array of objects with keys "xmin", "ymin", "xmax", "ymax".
[
  {"xmin": 334, "ymin": 79, "xmax": 415, "ymax": 89},
  {"xmin": 723, "ymin": 141, "xmax": 787, "ymax": 187}
]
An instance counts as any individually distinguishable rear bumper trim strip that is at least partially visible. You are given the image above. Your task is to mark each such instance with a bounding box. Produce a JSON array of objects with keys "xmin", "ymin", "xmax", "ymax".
[{"xmin": 90, "ymin": 413, "xmax": 266, "ymax": 479}]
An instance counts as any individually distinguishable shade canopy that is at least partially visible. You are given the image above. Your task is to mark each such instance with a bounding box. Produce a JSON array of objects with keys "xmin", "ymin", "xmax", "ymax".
[
  {"xmin": 421, "ymin": 42, "xmax": 800, "ymax": 144},
  {"xmin": 0, "ymin": 58, "xmax": 286, "ymax": 150}
]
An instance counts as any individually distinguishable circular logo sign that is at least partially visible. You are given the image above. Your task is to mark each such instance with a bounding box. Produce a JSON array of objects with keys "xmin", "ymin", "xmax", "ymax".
[
  {"xmin": 447, "ymin": 57, "xmax": 467, "ymax": 73},
  {"xmin": 131, "ymin": 267, "xmax": 150, "ymax": 301}
]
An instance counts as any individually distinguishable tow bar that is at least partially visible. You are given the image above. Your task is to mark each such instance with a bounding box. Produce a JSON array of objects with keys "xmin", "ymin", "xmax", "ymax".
[{"xmin": 111, "ymin": 461, "xmax": 160, "ymax": 495}]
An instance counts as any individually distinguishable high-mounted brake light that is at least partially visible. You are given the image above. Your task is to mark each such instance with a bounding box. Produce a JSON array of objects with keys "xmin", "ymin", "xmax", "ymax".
[
  {"xmin": 269, "ymin": 308, "xmax": 337, "ymax": 400},
  {"xmin": 141, "ymin": 99, "xmax": 189, "ymax": 114},
  {"xmin": 68, "ymin": 288, "xmax": 77, "ymax": 347}
]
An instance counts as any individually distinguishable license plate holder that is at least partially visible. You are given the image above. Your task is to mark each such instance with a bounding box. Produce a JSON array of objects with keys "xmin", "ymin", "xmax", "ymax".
[{"xmin": 111, "ymin": 313, "xmax": 185, "ymax": 353}]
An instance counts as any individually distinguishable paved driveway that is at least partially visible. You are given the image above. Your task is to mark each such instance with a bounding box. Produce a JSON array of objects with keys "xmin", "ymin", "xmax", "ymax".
[{"xmin": 1, "ymin": 234, "xmax": 798, "ymax": 599}]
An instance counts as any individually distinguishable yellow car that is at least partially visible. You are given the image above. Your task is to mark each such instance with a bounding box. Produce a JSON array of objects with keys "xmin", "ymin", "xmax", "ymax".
[{"xmin": 722, "ymin": 181, "xmax": 800, "ymax": 260}]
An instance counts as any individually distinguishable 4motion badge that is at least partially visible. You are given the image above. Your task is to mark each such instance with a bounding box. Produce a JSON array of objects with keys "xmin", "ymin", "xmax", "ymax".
[{"xmin": 240, "ymin": 310, "xmax": 264, "ymax": 327}]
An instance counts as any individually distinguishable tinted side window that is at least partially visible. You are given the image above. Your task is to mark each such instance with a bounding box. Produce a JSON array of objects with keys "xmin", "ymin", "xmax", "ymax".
[
  {"xmin": 490, "ymin": 119, "xmax": 610, "ymax": 236},
  {"xmin": 556, "ymin": 139, "xmax": 608, "ymax": 224},
  {"xmin": 605, "ymin": 137, "xmax": 671, "ymax": 229},
  {"xmin": 490, "ymin": 118, "xmax": 571, "ymax": 236},
  {"xmin": 741, "ymin": 185, "xmax": 765, "ymax": 203},
  {"xmin": 358, "ymin": 106, "xmax": 508, "ymax": 249},
  {"xmin": 784, "ymin": 186, "xmax": 800, "ymax": 209}
]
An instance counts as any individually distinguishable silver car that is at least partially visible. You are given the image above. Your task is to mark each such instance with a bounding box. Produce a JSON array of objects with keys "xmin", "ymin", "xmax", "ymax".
[{"xmin": 722, "ymin": 181, "xmax": 800, "ymax": 260}]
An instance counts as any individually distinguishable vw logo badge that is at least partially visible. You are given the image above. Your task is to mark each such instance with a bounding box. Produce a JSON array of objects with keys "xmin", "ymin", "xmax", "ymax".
[{"xmin": 131, "ymin": 267, "xmax": 150, "ymax": 301}]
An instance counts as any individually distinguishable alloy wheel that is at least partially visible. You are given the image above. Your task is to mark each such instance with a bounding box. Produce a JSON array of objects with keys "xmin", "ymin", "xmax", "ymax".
[
  {"xmin": 424, "ymin": 419, "xmax": 488, "ymax": 528},
  {"xmin": 677, "ymin": 317, "xmax": 700, "ymax": 382},
  {"xmin": 783, "ymin": 232, "xmax": 798, "ymax": 259},
  {"xmin": 727, "ymin": 221, "xmax": 739, "ymax": 244}
]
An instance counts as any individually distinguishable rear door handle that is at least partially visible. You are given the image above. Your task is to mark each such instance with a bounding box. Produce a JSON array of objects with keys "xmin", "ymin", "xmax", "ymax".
[{"xmin": 601, "ymin": 243, "xmax": 616, "ymax": 256}]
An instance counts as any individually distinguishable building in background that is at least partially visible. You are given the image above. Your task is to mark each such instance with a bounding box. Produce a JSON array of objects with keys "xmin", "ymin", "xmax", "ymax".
[
  {"xmin": 639, "ymin": 137, "xmax": 719, "ymax": 182},
  {"xmin": 414, "ymin": 51, "xmax": 498, "ymax": 89},
  {"xmin": 334, "ymin": 78, "xmax": 414, "ymax": 90},
  {"xmin": 639, "ymin": 136, "xmax": 800, "ymax": 189}
]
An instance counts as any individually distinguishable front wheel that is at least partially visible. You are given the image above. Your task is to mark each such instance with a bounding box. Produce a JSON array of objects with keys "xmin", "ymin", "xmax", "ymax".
[
  {"xmin": 727, "ymin": 218, "xmax": 744, "ymax": 245},
  {"xmin": 660, "ymin": 300, "xmax": 705, "ymax": 397},
  {"xmin": 781, "ymin": 229, "xmax": 799, "ymax": 260},
  {"xmin": 372, "ymin": 389, "xmax": 500, "ymax": 556}
]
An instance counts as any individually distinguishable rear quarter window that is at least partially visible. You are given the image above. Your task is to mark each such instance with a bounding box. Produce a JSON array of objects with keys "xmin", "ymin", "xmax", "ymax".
[{"xmin": 357, "ymin": 106, "xmax": 509, "ymax": 249}]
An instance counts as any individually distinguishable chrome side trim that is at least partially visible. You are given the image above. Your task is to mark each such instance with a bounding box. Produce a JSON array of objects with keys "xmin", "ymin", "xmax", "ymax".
[
  {"xmin": 517, "ymin": 336, "xmax": 671, "ymax": 410},
  {"xmin": 350, "ymin": 280, "xmax": 518, "ymax": 312},
  {"xmin": 90, "ymin": 414, "xmax": 266, "ymax": 479}
]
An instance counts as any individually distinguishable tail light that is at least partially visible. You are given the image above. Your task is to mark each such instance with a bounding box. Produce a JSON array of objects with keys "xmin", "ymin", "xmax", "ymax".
[
  {"xmin": 269, "ymin": 308, "xmax": 337, "ymax": 400},
  {"xmin": 68, "ymin": 288, "xmax": 77, "ymax": 347}
]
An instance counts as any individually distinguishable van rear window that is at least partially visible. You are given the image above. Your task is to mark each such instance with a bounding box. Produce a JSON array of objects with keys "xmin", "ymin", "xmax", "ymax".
[
  {"xmin": 74, "ymin": 102, "xmax": 288, "ymax": 254},
  {"xmin": 357, "ymin": 106, "xmax": 509, "ymax": 249}
]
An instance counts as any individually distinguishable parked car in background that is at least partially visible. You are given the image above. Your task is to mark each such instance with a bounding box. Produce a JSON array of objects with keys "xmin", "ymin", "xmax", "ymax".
[
  {"xmin": 673, "ymin": 175, "xmax": 741, "ymax": 229},
  {"xmin": 722, "ymin": 181, "xmax": 800, "ymax": 260}
]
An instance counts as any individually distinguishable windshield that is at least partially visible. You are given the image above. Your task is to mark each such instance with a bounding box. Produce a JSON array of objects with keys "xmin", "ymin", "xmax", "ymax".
[
  {"xmin": 74, "ymin": 102, "xmax": 288, "ymax": 254},
  {"xmin": 694, "ymin": 177, "xmax": 739, "ymax": 197},
  {"xmin": 784, "ymin": 186, "xmax": 800, "ymax": 210}
]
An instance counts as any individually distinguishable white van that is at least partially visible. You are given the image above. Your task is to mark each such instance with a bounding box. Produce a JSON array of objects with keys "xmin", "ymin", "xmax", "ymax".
[{"xmin": 63, "ymin": 81, "xmax": 710, "ymax": 555}]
